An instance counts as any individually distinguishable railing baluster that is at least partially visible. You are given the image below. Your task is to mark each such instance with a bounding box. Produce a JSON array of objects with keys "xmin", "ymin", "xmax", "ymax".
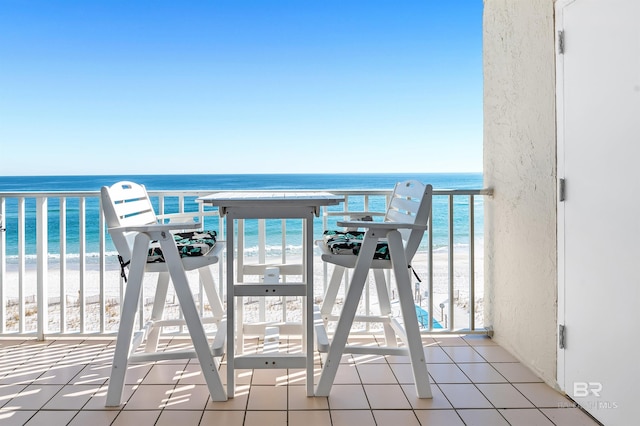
[
  {"xmin": 36, "ymin": 197, "xmax": 48, "ymax": 340},
  {"xmin": 469, "ymin": 195, "xmax": 475, "ymax": 331},
  {"xmin": 18, "ymin": 197, "xmax": 25, "ymax": 334},
  {"xmin": 79, "ymin": 197, "xmax": 86, "ymax": 334},
  {"xmin": 448, "ymin": 194, "xmax": 455, "ymax": 331},
  {"xmin": 99, "ymin": 196, "xmax": 106, "ymax": 333},
  {"xmin": 0, "ymin": 198, "xmax": 5, "ymax": 334},
  {"xmin": 428, "ymin": 209, "xmax": 434, "ymax": 330},
  {"xmin": 60, "ymin": 197, "xmax": 67, "ymax": 333}
]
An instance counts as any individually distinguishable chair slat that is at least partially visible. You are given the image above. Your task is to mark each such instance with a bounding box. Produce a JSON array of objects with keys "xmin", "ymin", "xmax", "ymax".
[{"xmin": 388, "ymin": 197, "xmax": 421, "ymax": 215}]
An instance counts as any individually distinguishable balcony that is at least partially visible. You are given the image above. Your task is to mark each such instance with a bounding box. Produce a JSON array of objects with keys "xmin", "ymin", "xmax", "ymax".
[{"xmin": 0, "ymin": 188, "xmax": 599, "ymax": 425}]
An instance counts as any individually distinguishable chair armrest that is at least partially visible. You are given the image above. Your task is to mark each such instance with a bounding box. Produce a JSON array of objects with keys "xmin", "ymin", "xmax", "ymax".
[
  {"xmin": 336, "ymin": 220, "xmax": 425, "ymax": 230},
  {"xmin": 156, "ymin": 211, "xmax": 219, "ymax": 223},
  {"xmin": 111, "ymin": 221, "xmax": 201, "ymax": 234}
]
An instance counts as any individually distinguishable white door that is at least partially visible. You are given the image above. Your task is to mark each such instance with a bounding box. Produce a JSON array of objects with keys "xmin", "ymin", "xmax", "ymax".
[{"xmin": 557, "ymin": 0, "xmax": 640, "ymax": 424}]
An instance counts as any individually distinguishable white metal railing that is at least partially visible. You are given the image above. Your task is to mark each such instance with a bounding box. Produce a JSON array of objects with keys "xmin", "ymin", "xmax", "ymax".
[{"xmin": 0, "ymin": 188, "xmax": 492, "ymax": 338}]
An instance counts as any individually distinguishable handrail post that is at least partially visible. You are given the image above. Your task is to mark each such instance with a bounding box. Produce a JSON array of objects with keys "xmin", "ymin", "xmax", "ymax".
[
  {"xmin": 469, "ymin": 195, "xmax": 475, "ymax": 331},
  {"xmin": 448, "ymin": 194, "xmax": 455, "ymax": 331},
  {"xmin": 36, "ymin": 197, "xmax": 48, "ymax": 340}
]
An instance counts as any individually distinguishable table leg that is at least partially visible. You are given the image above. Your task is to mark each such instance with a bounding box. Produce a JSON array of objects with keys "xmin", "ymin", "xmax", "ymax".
[{"xmin": 226, "ymin": 214, "xmax": 236, "ymax": 398}]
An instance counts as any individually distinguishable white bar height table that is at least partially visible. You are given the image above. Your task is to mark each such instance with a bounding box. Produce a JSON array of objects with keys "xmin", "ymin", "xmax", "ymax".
[{"xmin": 198, "ymin": 191, "xmax": 343, "ymax": 397}]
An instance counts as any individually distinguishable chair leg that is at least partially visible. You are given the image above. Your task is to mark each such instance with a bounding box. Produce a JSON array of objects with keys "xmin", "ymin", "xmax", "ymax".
[
  {"xmin": 373, "ymin": 269, "xmax": 397, "ymax": 347},
  {"xmin": 199, "ymin": 266, "xmax": 225, "ymax": 321},
  {"xmin": 159, "ymin": 233, "xmax": 227, "ymax": 401},
  {"xmin": 320, "ymin": 265, "xmax": 345, "ymax": 321},
  {"xmin": 315, "ymin": 230, "xmax": 378, "ymax": 397},
  {"xmin": 106, "ymin": 233, "xmax": 149, "ymax": 407},
  {"xmin": 144, "ymin": 272, "xmax": 170, "ymax": 353},
  {"xmin": 387, "ymin": 230, "xmax": 432, "ymax": 398}
]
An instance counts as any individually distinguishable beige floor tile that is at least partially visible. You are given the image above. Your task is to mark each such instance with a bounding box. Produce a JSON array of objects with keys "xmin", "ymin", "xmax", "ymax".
[
  {"xmin": 463, "ymin": 335, "xmax": 498, "ymax": 346},
  {"xmin": 456, "ymin": 408, "xmax": 510, "ymax": 425},
  {"xmin": 356, "ymin": 363, "xmax": 397, "ymax": 384},
  {"xmin": 70, "ymin": 364, "xmax": 111, "ymax": 385},
  {"xmin": 155, "ymin": 409, "xmax": 203, "ymax": 426},
  {"xmin": 288, "ymin": 385, "xmax": 328, "ymax": 410},
  {"xmin": 372, "ymin": 409, "xmax": 420, "ymax": 426},
  {"xmin": 364, "ymin": 384, "xmax": 411, "ymax": 409},
  {"xmin": 206, "ymin": 388, "xmax": 249, "ymax": 410},
  {"xmin": 141, "ymin": 363, "xmax": 186, "ymax": 385},
  {"xmin": 458, "ymin": 362, "xmax": 508, "ymax": 383},
  {"xmin": 385, "ymin": 354, "xmax": 411, "ymax": 364},
  {"xmin": 0, "ymin": 409, "xmax": 37, "ymax": 426},
  {"xmin": 0, "ymin": 384, "xmax": 28, "ymax": 408},
  {"xmin": 499, "ymin": 408, "xmax": 555, "ymax": 425},
  {"xmin": 123, "ymin": 384, "xmax": 176, "ymax": 410},
  {"xmin": 200, "ymin": 410, "xmax": 245, "ymax": 425},
  {"xmin": 442, "ymin": 345, "xmax": 486, "ymax": 363},
  {"xmin": 163, "ymin": 383, "xmax": 209, "ymax": 410},
  {"xmin": 424, "ymin": 345, "xmax": 454, "ymax": 363},
  {"xmin": 415, "ymin": 409, "xmax": 465, "ymax": 425},
  {"xmin": 541, "ymin": 407, "xmax": 602, "ymax": 425},
  {"xmin": 427, "ymin": 363, "xmax": 471, "ymax": 383},
  {"xmin": 332, "ymin": 363, "xmax": 360, "ymax": 384},
  {"xmin": 67, "ymin": 409, "xmax": 119, "ymax": 426},
  {"xmin": 5, "ymin": 384, "xmax": 65, "ymax": 410},
  {"xmin": 1, "ymin": 365, "xmax": 49, "ymax": 385},
  {"xmin": 175, "ymin": 363, "xmax": 207, "ymax": 385},
  {"xmin": 250, "ymin": 368, "xmax": 290, "ymax": 386},
  {"xmin": 492, "ymin": 362, "xmax": 544, "ymax": 383},
  {"xmin": 218, "ymin": 365, "xmax": 253, "ymax": 385},
  {"xmin": 389, "ymin": 363, "xmax": 418, "ymax": 384},
  {"xmin": 288, "ymin": 410, "xmax": 331, "ymax": 426},
  {"xmin": 401, "ymin": 383, "xmax": 453, "ymax": 409},
  {"xmin": 43, "ymin": 384, "xmax": 96, "ymax": 409},
  {"xmin": 23, "ymin": 410, "xmax": 77, "ymax": 426},
  {"xmin": 32, "ymin": 363, "xmax": 85, "ymax": 385},
  {"xmin": 434, "ymin": 335, "xmax": 470, "ymax": 346},
  {"xmin": 244, "ymin": 410, "xmax": 287, "ymax": 425},
  {"xmin": 247, "ymin": 384, "xmax": 287, "ymax": 410},
  {"xmin": 351, "ymin": 353, "xmax": 387, "ymax": 365},
  {"xmin": 82, "ymin": 384, "xmax": 136, "ymax": 410},
  {"xmin": 477, "ymin": 383, "xmax": 535, "ymax": 408},
  {"xmin": 514, "ymin": 383, "xmax": 573, "ymax": 408},
  {"xmin": 474, "ymin": 346, "xmax": 519, "ymax": 362},
  {"xmin": 330, "ymin": 409, "xmax": 375, "ymax": 426},
  {"xmin": 439, "ymin": 383, "xmax": 493, "ymax": 409},
  {"xmin": 111, "ymin": 409, "xmax": 161, "ymax": 426},
  {"xmin": 327, "ymin": 384, "xmax": 369, "ymax": 410}
]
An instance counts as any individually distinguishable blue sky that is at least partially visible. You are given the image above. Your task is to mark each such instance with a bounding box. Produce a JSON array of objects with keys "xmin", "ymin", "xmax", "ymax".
[{"xmin": 0, "ymin": 1, "xmax": 483, "ymax": 175}]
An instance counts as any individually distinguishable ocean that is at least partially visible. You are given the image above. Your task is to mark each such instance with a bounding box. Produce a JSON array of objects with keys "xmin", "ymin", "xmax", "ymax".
[{"xmin": 0, "ymin": 173, "xmax": 484, "ymax": 265}]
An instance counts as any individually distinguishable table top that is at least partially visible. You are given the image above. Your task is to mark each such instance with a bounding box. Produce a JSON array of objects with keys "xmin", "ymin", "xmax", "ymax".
[{"xmin": 197, "ymin": 191, "xmax": 344, "ymax": 217}]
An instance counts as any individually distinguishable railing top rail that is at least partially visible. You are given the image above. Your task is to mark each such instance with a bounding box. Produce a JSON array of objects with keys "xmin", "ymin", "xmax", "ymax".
[{"xmin": 0, "ymin": 188, "xmax": 493, "ymax": 198}]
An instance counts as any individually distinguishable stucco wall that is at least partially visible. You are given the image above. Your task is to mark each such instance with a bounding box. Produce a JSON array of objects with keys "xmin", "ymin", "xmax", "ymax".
[{"xmin": 483, "ymin": 0, "xmax": 558, "ymax": 386}]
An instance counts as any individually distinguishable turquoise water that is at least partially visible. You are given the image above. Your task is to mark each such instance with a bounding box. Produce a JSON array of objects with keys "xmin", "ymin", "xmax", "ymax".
[{"xmin": 0, "ymin": 173, "xmax": 484, "ymax": 262}]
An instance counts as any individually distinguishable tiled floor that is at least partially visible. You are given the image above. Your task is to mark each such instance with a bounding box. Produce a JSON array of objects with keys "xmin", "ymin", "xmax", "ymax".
[{"xmin": 0, "ymin": 335, "xmax": 601, "ymax": 426}]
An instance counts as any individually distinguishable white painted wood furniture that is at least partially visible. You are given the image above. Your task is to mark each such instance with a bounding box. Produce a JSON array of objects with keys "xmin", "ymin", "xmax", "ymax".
[
  {"xmin": 102, "ymin": 181, "xmax": 227, "ymax": 406},
  {"xmin": 315, "ymin": 181, "xmax": 433, "ymax": 398},
  {"xmin": 198, "ymin": 191, "xmax": 343, "ymax": 398}
]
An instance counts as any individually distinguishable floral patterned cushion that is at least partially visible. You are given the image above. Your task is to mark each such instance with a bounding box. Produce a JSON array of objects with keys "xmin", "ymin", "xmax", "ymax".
[
  {"xmin": 322, "ymin": 230, "xmax": 390, "ymax": 260},
  {"xmin": 147, "ymin": 230, "xmax": 217, "ymax": 263}
]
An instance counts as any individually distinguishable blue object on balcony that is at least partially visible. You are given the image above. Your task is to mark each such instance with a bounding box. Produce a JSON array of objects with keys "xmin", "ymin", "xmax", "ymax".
[{"xmin": 415, "ymin": 305, "xmax": 443, "ymax": 329}]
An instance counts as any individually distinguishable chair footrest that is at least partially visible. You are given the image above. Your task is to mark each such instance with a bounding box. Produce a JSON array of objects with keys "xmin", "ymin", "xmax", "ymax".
[{"xmin": 233, "ymin": 283, "xmax": 307, "ymax": 297}]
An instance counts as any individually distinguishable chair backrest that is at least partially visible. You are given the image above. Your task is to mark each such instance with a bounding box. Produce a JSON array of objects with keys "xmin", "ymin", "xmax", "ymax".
[
  {"xmin": 101, "ymin": 181, "xmax": 157, "ymax": 263},
  {"xmin": 383, "ymin": 180, "xmax": 433, "ymax": 261}
]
